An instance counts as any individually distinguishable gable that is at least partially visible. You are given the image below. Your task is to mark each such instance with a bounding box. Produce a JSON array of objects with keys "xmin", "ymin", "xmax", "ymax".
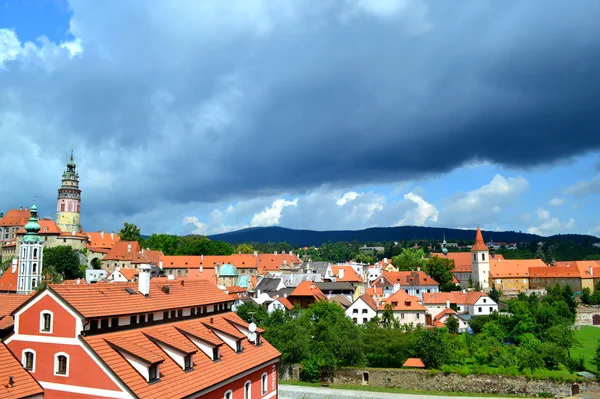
[{"xmin": 13, "ymin": 290, "xmax": 81, "ymax": 338}]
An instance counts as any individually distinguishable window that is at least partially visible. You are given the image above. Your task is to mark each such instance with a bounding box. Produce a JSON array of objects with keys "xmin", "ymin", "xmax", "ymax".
[
  {"xmin": 362, "ymin": 309, "xmax": 368, "ymax": 314},
  {"xmin": 212, "ymin": 347, "xmax": 220, "ymax": 361},
  {"xmin": 32, "ymin": 278, "xmax": 37, "ymax": 288},
  {"xmin": 416, "ymin": 289, "xmax": 420, "ymax": 294},
  {"xmin": 416, "ymin": 313, "xmax": 420, "ymax": 320},
  {"xmin": 101, "ymin": 319, "xmax": 109, "ymax": 329},
  {"xmin": 353, "ymin": 309, "xmax": 358, "ymax": 314},
  {"xmin": 473, "ymin": 253, "xmax": 476, "ymax": 261},
  {"xmin": 149, "ymin": 364, "xmax": 159, "ymax": 381},
  {"xmin": 164, "ymin": 311, "xmax": 169, "ymax": 320},
  {"xmin": 400, "ymin": 313, "xmax": 405, "ymax": 319},
  {"xmin": 22, "ymin": 350, "xmax": 35, "ymax": 372},
  {"xmin": 236, "ymin": 340, "xmax": 243, "ymax": 353},
  {"xmin": 482, "ymin": 253, "xmax": 485, "ymax": 261},
  {"xmin": 130, "ymin": 315, "xmax": 137, "ymax": 325},
  {"xmin": 245, "ymin": 380, "xmax": 252, "ymax": 399},
  {"xmin": 483, "ymin": 298, "xmax": 487, "ymax": 303},
  {"xmin": 90, "ymin": 320, "xmax": 99, "ymax": 330},
  {"xmin": 184, "ymin": 354, "xmax": 193, "ymax": 370},
  {"xmin": 32, "ymin": 263, "xmax": 37, "ymax": 273},
  {"xmin": 363, "ymin": 318, "xmax": 368, "ymax": 323},
  {"xmin": 148, "ymin": 313, "xmax": 154, "ymax": 322},
  {"xmin": 224, "ymin": 390, "xmax": 233, "ymax": 399},
  {"xmin": 478, "ymin": 307, "xmax": 482, "ymax": 313},
  {"xmin": 54, "ymin": 353, "xmax": 69, "ymax": 376},
  {"xmin": 33, "ymin": 248, "xmax": 37, "ymax": 258},
  {"xmin": 178, "ymin": 309, "xmax": 183, "ymax": 318},
  {"xmin": 489, "ymin": 307, "xmax": 493, "ymax": 312},
  {"xmin": 261, "ymin": 373, "xmax": 268, "ymax": 394},
  {"xmin": 40, "ymin": 311, "xmax": 53, "ymax": 333},
  {"xmin": 111, "ymin": 317, "xmax": 118, "ymax": 327},
  {"xmin": 61, "ymin": 204, "xmax": 65, "ymax": 211}
]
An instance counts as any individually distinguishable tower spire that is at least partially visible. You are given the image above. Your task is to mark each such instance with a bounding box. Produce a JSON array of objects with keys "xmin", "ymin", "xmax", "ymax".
[{"xmin": 471, "ymin": 226, "xmax": 487, "ymax": 251}]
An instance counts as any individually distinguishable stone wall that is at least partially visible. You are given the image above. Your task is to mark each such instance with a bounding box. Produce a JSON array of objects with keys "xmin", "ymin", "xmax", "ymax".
[
  {"xmin": 576, "ymin": 305, "xmax": 600, "ymax": 327},
  {"xmin": 283, "ymin": 365, "xmax": 597, "ymax": 398}
]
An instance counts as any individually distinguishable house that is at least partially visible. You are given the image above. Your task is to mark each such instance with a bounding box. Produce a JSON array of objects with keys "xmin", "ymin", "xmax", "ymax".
[
  {"xmin": 422, "ymin": 291, "xmax": 498, "ymax": 318},
  {"xmin": 287, "ymin": 281, "xmax": 327, "ymax": 308},
  {"xmin": 433, "ymin": 308, "xmax": 469, "ymax": 332},
  {"xmin": 4, "ymin": 266, "xmax": 281, "ymax": 399},
  {"xmin": 268, "ymin": 297, "xmax": 294, "ymax": 313},
  {"xmin": 402, "ymin": 358, "xmax": 426, "ymax": 368},
  {"xmin": 367, "ymin": 264, "xmax": 383, "ymax": 284},
  {"xmin": 346, "ymin": 294, "xmax": 378, "ymax": 325},
  {"xmin": 0, "ymin": 259, "xmax": 18, "ymax": 293},
  {"xmin": 254, "ymin": 277, "xmax": 286, "ymax": 297},
  {"xmin": 281, "ymin": 273, "xmax": 322, "ymax": 288},
  {"xmin": 315, "ymin": 282, "xmax": 355, "ymax": 302},
  {"xmin": 0, "ymin": 342, "xmax": 44, "ymax": 399},
  {"xmin": 330, "ymin": 265, "xmax": 365, "ymax": 298},
  {"xmin": 371, "ymin": 271, "xmax": 438, "ymax": 299},
  {"xmin": 529, "ymin": 266, "xmax": 585, "ymax": 291},
  {"xmin": 328, "ymin": 295, "xmax": 352, "ymax": 310},
  {"xmin": 554, "ymin": 261, "xmax": 600, "ymax": 292},
  {"xmin": 303, "ymin": 261, "xmax": 330, "ymax": 277},
  {"xmin": 101, "ymin": 241, "xmax": 162, "ymax": 272},
  {"xmin": 377, "ymin": 289, "xmax": 427, "ymax": 326},
  {"xmin": 489, "ymin": 258, "xmax": 547, "ymax": 292},
  {"xmin": 107, "ymin": 267, "xmax": 139, "ymax": 282}
]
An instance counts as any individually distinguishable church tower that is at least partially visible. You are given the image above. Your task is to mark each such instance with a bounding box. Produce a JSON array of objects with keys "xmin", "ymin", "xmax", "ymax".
[
  {"xmin": 56, "ymin": 150, "xmax": 81, "ymax": 233},
  {"xmin": 471, "ymin": 226, "xmax": 490, "ymax": 290},
  {"xmin": 18, "ymin": 202, "xmax": 44, "ymax": 294}
]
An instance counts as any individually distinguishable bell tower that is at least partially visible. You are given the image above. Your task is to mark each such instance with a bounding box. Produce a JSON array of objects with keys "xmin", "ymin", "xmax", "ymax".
[
  {"xmin": 471, "ymin": 226, "xmax": 490, "ymax": 290},
  {"xmin": 56, "ymin": 149, "xmax": 81, "ymax": 233},
  {"xmin": 18, "ymin": 202, "xmax": 44, "ymax": 294}
]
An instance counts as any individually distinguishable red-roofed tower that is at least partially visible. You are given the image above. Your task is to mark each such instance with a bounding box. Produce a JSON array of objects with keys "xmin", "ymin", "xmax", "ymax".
[{"xmin": 471, "ymin": 226, "xmax": 490, "ymax": 290}]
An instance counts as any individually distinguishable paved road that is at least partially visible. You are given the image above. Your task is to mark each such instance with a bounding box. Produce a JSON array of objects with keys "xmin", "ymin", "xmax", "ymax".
[{"xmin": 279, "ymin": 384, "xmax": 508, "ymax": 399}]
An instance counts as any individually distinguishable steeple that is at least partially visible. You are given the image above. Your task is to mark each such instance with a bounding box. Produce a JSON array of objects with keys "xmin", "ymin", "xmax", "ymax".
[
  {"xmin": 23, "ymin": 200, "xmax": 43, "ymax": 243},
  {"xmin": 471, "ymin": 226, "xmax": 488, "ymax": 251},
  {"xmin": 56, "ymin": 149, "xmax": 82, "ymax": 233},
  {"xmin": 441, "ymin": 233, "xmax": 448, "ymax": 255},
  {"xmin": 18, "ymin": 200, "xmax": 44, "ymax": 294}
]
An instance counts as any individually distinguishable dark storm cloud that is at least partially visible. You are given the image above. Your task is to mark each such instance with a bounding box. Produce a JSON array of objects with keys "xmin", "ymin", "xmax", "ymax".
[{"xmin": 0, "ymin": 0, "xmax": 599, "ymax": 231}]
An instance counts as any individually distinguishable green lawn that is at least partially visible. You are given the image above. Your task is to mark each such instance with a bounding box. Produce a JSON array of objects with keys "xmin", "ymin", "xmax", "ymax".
[
  {"xmin": 280, "ymin": 381, "xmax": 532, "ymax": 398},
  {"xmin": 571, "ymin": 326, "xmax": 600, "ymax": 371}
]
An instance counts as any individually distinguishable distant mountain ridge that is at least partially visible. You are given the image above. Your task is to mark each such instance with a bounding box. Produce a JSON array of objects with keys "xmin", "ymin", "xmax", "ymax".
[{"xmin": 207, "ymin": 226, "xmax": 599, "ymax": 247}]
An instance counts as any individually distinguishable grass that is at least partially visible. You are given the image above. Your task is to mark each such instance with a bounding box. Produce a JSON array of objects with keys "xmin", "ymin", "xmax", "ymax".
[
  {"xmin": 571, "ymin": 326, "xmax": 600, "ymax": 372},
  {"xmin": 280, "ymin": 380, "xmax": 532, "ymax": 397},
  {"xmin": 440, "ymin": 364, "xmax": 582, "ymax": 383}
]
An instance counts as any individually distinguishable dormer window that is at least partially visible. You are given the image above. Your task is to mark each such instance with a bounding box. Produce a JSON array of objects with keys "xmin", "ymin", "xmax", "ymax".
[
  {"xmin": 213, "ymin": 346, "xmax": 220, "ymax": 360},
  {"xmin": 236, "ymin": 340, "xmax": 243, "ymax": 353},
  {"xmin": 405, "ymin": 301, "xmax": 411, "ymax": 307},
  {"xmin": 184, "ymin": 354, "xmax": 193, "ymax": 370},
  {"xmin": 149, "ymin": 364, "xmax": 159, "ymax": 381}
]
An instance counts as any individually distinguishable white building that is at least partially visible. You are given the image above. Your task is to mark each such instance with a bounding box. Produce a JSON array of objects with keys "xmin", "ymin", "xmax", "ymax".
[
  {"xmin": 472, "ymin": 227, "xmax": 490, "ymax": 290},
  {"xmin": 376, "ymin": 289, "xmax": 427, "ymax": 327},
  {"xmin": 422, "ymin": 291, "xmax": 498, "ymax": 319},
  {"xmin": 268, "ymin": 297, "xmax": 294, "ymax": 313},
  {"xmin": 371, "ymin": 271, "xmax": 439, "ymax": 299},
  {"xmin": 346, "ymin": 294, "xmax": 378, "ymax": 325},
  {"xmin": 17, "ymin": 203, "xmax": 44, "ymax": 294}
]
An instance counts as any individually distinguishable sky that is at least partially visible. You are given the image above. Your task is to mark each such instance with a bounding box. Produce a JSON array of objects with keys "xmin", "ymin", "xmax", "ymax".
[{"xmin": 0, "ymin": 0, "xmax": 599, "ymax": 238}]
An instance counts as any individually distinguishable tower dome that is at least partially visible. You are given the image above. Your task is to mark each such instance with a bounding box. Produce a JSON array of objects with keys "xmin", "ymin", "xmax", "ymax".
[
  {"xmin": 218, "ymin": 263, "xmax": 238, "ymax": 277},
  {"xmin": 441, "ymin": 234, "xmax": 448, "ymax": 255},
  {"xmin": 23, "ymin": 202, "xmax": 43, "ymax": 243}
]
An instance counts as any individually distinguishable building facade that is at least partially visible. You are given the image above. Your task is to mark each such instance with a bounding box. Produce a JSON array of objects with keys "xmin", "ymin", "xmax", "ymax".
[{"xmin": 17, "ymin": 203, "xmax": 44, "ymax": 294}]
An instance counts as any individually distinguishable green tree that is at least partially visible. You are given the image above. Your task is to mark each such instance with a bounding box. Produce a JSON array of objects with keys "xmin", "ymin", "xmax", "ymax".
[
  {"xmin": 235, "ymin": 243, "xmax": 255, "ymax": 254},
  {"xmin": 489, "ymin": 283, "xmax": 501, "ymax": 303},
  {"xmin": 354, "ymin": 252, "xmax": 376, "ymax": 264},
  {"xmin": 594, "ymin": 338, "xmax": 600, "ymax": 380},
  {"xmin": 445, "ymin": 315, "xmax": 459, "ymax": 334},
  {"xmin": 119, "ymin": 222, "xmax": 142, "ymax": 243},
  {"xmin": 391, "ymin": 248, "xmax": 426, "ymax": 271},
  {"xmin": 422, "ymin": 256, "xmax": 454, "ymax": 285},
  {"xmin": 413, "ymin": 328, "xmax": 453, "ymax": 369},
  {"xmin": 144, "ymin": 234, "xmax": 179, "ymax": 255},
  {"xmin": 545, "ymin": 323, "xmax": 577, "ymax": 357},
  {"xmin": 381, "ymin": 303, "xmax": 394, "ymax": 328},
  {"xmin": 43, "ymin": 246, "xmax": 83, "ymax": 279},
  {"xmin": 36, "ymin": 265, "xmax": 64, "ymax": 291}
]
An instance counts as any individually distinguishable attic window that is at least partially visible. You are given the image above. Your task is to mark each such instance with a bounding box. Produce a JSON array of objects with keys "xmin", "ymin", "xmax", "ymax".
[
  {"xmin": 149, "ymin": 364, "xmax": 159, "ymax": 381},
  {"xmin": 184, "ymin": 354, "xmax": 193, "ymax": 370},
  {"xmin": 405, "ymin": 301, "xmax": 411, "ymax": 307},
  {"xmin": 236, "ymin": 340, "xmax": 243, "ymax": 353}
]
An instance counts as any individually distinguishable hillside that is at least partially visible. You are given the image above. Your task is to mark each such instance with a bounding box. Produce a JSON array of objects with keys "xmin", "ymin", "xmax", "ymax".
[{"xmin": 207, "ymin": 226, "xmax": 599, "ymax": 247}]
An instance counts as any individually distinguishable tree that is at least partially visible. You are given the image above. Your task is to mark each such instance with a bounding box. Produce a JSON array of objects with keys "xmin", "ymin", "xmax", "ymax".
[
  {"xmin": 489, "ymin": 283, "xmax": 501, "ymax": 303},
  {"xmin": 144, "ymin": 234, "xmax": 180, "ymax": 255},
  {"xmin": 119, "ymin": 222, "xmax": 142, "ymax": 243},
  {"xmin": 43, "ymin": 246, "xmax": 83, "ymax": 279},
  {"xmin": 354, "ymin": 252, "xmax": 376, "ymax": 264},
  {"xmin": 422, "ymin": 256, "xmax": 454, "ymax": 286},
  {"xmin": 381, "ymin": 303, "xmax": 394, "ymax": 329},
  {"xmin": 413, "ymin": 328, "xmax": 453, "ymax": 369},
  {"xmin": 391, "ymin": 248, "xmax": 426, "ymax": 271},
  {"xmin": 594, "ymin": 338, "xmax": 600, "ymax": 380},
  {"xmin": 235, "ymin": 243, "xmax": 255, "ymax": 254},
  {"xmin": 445, "ymin": 315, "xmax": 459, "ymax": 334},
  {"xmin": 545, "ymin": 323, "xmax": 577, "ymax": 357}
]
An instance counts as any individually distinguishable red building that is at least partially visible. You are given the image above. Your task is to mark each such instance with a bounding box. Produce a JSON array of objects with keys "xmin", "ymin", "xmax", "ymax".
[
  {"xmin": 4, "ymin": 266, "xmax": 280, "ymax": 399},
  {"xmin": 287, "ymin": 281, "xmax": 326, "ymax": 308}
]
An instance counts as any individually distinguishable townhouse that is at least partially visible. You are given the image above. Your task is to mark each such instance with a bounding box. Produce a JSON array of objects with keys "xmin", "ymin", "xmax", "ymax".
[
  {"xmin": 345, "ymin": 293, "xmax": 378, "ymax": 325},
  {"xmin": 377, "ymin": 289, "xmax": 427, "ymax": 326},
  {"xmin": 371, "ymin": 271, "xmax": 439, "ymax": 299}
]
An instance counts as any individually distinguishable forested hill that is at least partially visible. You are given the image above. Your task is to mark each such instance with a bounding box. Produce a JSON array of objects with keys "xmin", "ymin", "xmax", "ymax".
[{"xmin": 207, "ymin": 226, "xmax": 599, "ymax": 247}]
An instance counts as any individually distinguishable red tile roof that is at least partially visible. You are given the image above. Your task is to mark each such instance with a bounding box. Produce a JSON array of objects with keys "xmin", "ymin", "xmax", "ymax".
[
  {"xmin": 275, "ymin": 297, "xmax": 294, "ymax": 310},
  {"xmin": 48, "ymin": 278, "xmax": 233, "ymax": 318},
  {"xmin": 109, "ymin": 268, "xmax": 139, "ymax": 281},
  {"xmin": 403, "ymin": 357, "xmax": 426, "ymax": 368},
  {"xmin": 489, "ymin": 258, "xmax": 547, "ymax": 278},
  {"xmin": 289, "ymin": 281, "xmax": 327, "ymax": 301},
  {"xmin": 0, "ymin": 209, "xmax": 30, "ymax": 227},
  {"xmin": 529, "ymin": 266, "xmax": 582, "ymax": 278},
  {"xmin": 373, "ymin": 271, "xmax": 438, "ymax": 287},
  {"xmin": 422, "ymin": 291, "xmax": 490, "ymax": 306},
  {"xmin": 0, "ymin": 266, "xmax": 18, "ymax": 293},
  {"xmin": 103, "ymin": 241, "xmax": 142, "ymax": 261},
  {"xmin": 554, "ymin": 261, "xmax": 600, "ymax": 279},
  {"xmin": 258, "ymin": 254, "xmax": 301, "ymax": 271},
  {"xmin": 358, "ymin": 293, "xmax": 378, "ymax": 310},
  {"xmin": 331, "ymin": 265, "xmax": 363, "ymax": 283},
  {"xmin": 0, "ymin": 293, "xmax": 31, "ymax": 332},
  {"xmin": 16, "ymin": 218, "xmax": 61, "ymax": 235},
  {"xmin": 86, "ymin": 231, "xmax": 120, "ymax": 249},
  {"xmin": 378, "ymin": 289, "xmax": 426, "ymax": 311},
  {"xmin": 0, "ymin": 342, "xmax": 44, "ymax": 399},
  {"xmin": 84, "ymin": 313, "xmax": 280, "ymax": 399},
  {"xmin": 472, "ymin": 227, "xmax": 488, "ymax": 251}
]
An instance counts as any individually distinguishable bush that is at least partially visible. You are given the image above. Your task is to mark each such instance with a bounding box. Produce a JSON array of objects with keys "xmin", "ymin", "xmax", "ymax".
[{"xmin": 300, "ymin": 357, "xmax": 323, "ymax": 383}]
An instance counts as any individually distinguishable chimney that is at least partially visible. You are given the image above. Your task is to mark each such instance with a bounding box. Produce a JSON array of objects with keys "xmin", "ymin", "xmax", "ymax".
[
  {"xmin": 253, "ymin": 251, "xmax": 258, "ymax": 257},
  {"xmin": 384, "ymin": 258, "xmax": 388, "ymax": 263},
  {"xmin": 11, "ymin": 259, "xmax": 17, "ymax": 274},
  {"xmin": 138, "ymin": 264, "xmax": 151, "ymax": 296},
  {"xmin": 284, "ymin": 260, "xmax": 287, "ymax": 265},
  {"xmin": 201, "ymin": 254, "xmax": 204, "ymax": 260},
  {"xmin": 200, "ymin": 266, "xmax": 203, "ymax": 272},
  {"xmin": 417, "ymin": 266, "xmax": 420, "ymax": 272},
  {"xmin": 339, "ymin": 268, "xmax": 345, "ymax": 279},
  {"xmin": 162, "ymin": 285, "xmax": 170, "ymax": 294},
  {"xmin": 591, "ymin": 267, "xmax": 594, "ymax": 277},
  {"xmin": 446, "ymin": 299, "xmax": 450, "ymax": 308},
  {"xmin": 210, "ymin": 317, "xmax": 214, "ymax": 324},
  {"xmin": 274, "ymin": 251, "xmax": 278, "ymax": 255},
  {"xmin": 289, "ymin": 251, "xmax": 293, "ymax": 255},
  {"xmin": 310, "ymin": 284, "xmax": 314, "ymax": 289},
  {"xmin": 127, "ymin": 243, "xmax": 132, "ymax": 252},
  {"xmin": 159, "ymin": 260, "xmax": 163, "ymax": 269},
  {"xmin": 77, "ymin": 278, "xmax": 81, "ymax": 284},
  {"xmin": 101, "ymin": 231, "xmax": 104, "ymax": 238}
]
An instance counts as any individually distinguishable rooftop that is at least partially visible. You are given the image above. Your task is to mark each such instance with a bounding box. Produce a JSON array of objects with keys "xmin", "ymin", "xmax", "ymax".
[{"xmin": 0, "ymin": 343, "xmax": 44, "ymax": 399}]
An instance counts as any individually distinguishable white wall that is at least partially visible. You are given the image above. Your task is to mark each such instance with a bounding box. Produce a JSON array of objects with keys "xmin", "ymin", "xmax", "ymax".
[
  {"xmin": 468, "ymin": 297, "xmax": 498, "ymax": 316},
  {"xmin": 345, "ymin": 298, "xmax": 376, "ymax": 325}
]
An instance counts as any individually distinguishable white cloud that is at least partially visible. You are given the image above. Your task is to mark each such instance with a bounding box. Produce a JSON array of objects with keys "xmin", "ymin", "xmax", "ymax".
[
  {"xmin": 183, "ymin": 216, "xmax": 208, "ymax": 234},
  {"xmin": 250, "ymin": 198, "xmax": 299, "ymax": 227},
  {"xmin": 526, "ymin": 207, "xmax": 575, "ymax": 236},
  {"xmin": 549, "ymin": 198, "xmax": 565, "ymax": 206},
  {"xmin": 398, "ymin": 192, "xmax": 438, "ymax": 225},
  {"xmin": 437, "ymin": 174, "xmax": 530, "ymax": 227},
  {"xmin": 60, "ymin": 38, "xmax": 83, "ymax": 58},
  {"xmin": 0, "ymin": 29, "xmax": 22, "ymax": 65},
  {"xmin": 565, "ymin": 174, "xmax": 600, "ymax": 196},
  {"xmin": 336, "ymin": 191, "xmax": 360, "ymax": 206}
]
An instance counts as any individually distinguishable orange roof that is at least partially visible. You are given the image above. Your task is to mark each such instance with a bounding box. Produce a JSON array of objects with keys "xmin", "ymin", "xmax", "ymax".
[
  {"xmin": 0, "ymin": 266, "xmax": 18, "ymax": 293},
  {"xmin": 0, "ymin": 343, "xmax": 44, "ymax": 399},
  {"xmin": 275, "ymin": 297, "xmax": 294, "ymax": 310},
  {"xmin": 402, "ymin": 357, "xmax": 426, "ymax": 368},
  {"xmin": 422, "ymin": 291, "xmax": 490, "ymax": 306},
  {"xmin": 289, "ymin": 281, "xmax": 327, "ymax": 301},
  {"xmin": 434, "ymin": 307, "xmax": 459, "ymax": 321},
  {"xmin": 86, "ymin": 231, "xmax": 121, "ymax": 249},
  {"xmin": 47, "ymin": 278, "xmax": 233, "ymax": 318},
  {"xmin": 160, "ymin": 255, "xmax": 257, "ymax": 270},
  {"xmin": 132, "ymin": 249, "xmax": 163, "ymax": 264},
  {"xmin": 103, "ymin": 241, "xmax": 142, "ymax": 261},
  {"xmin": 331, "ymin": 265, "xmax": 363, "ymax": 283},
  {"xmin": 471, "ymin": 226, "xmax": 488, "ymax": 251},
  {"xmin": 373, "ymin": 271, "xmax": 438, "ymax": 287},
  {"xmin": 365, "ymin": 286, "xmax": 384, "ymax": 297},
  {"xmin": 554, "ymin": 261, "xmax": 600, "ymax": 279},
  {"xmin": 0, "ymin": 209, "xmax": 30, "ymax": 227},
  {"xmin": 490, "ymin": 258, "xmax": 547, "ymax": 278},
  {"xmin": 358, "ymin": 293, "xmax": 378, "ymax": 310},
  {"xmin": 86, "ymin": 245, "xmax": 111, "ymax": 254},
  {"xmin": 84, "ymin": 313, "xmax": 280, "ymax": 399},
  {"xmin": 258, "ymin": 253, "xmax": 301, "ymax": 271},
  {"xmin": 111, "ymin": 268, "xmax": 139, "ymax": 281},
  {"xmin": 530, "ymin": 266, "xmax": 583, "ymax": 278},
  {"xmin": 16, "ymin": 218, "xmax": 61, "ymax": 235},
  {"xmin": 0, "ymin": 293, "xmax": 31, "ymax": 332},
  {"xmin": 378, "ymin": 289, "xmax": 426, "ymax": 311}
]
